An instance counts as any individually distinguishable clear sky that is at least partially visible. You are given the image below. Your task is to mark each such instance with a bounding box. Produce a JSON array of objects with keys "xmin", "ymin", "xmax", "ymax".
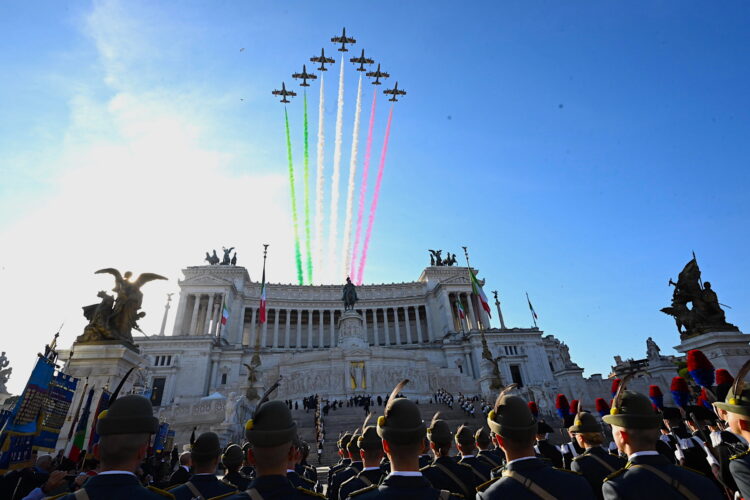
[{"xmin": 1, "ymin": 1, "xmax": 748, "ymax": 394}]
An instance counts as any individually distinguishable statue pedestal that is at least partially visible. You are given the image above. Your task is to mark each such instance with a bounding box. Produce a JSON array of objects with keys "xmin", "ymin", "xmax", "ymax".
[
  {"xmin": 337, "ymin": 310, "xmax": 368, "ymax": 349},
  {"xmin": 674, "ymin": 331, "xmax": 750, "ymax": 374},
  {"xmin": 56, "ymin": 341, "xmax": 147, "ymax": 450}
]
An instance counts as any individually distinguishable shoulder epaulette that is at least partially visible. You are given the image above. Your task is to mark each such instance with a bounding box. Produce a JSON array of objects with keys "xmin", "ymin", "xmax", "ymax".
[
  {"xmin": 553, "ymin": 467, "xmax": 582, "ymax": 475},
  {"xmin": 221, "ymin": 478, "xmax": 238, "ymax": 488},
  {"xmin": 297, "ymin": 486, "xmax": 326, "ymax": 498},
  {"xmin": 731, "ymin": 448, "xmax": 750, "ymax": 461},
  {"xmin": 148, "ymin": 485, "xmax": 176, "ymax": 499},
  {"xmin": 572, "ymin": 453, "xmax": 589, "ymax": 462},
  {"xmin": 45, "ymin": 494, "xmax": 68, "ymax": 500},
  {"xmin": 475, "ymin": 476, "xmax": 501, "ymax": 492},
  {"xmin": 207, "ymin": 492, "xmax": 238, "ymax": 500},
  {"xmin": 603, "ymin": 467, "xmax": 627, "ymax": 482},
  {"xmin": 490, "ymin": 465, "xmax": 503, "ymax": 474},
  {"xmin": 457, "ymin": 462, "xmax": 473, "ymax": 469},
  {"xmin": 348, "ymin": 484, "xmax": 378, "ymax": 497}
]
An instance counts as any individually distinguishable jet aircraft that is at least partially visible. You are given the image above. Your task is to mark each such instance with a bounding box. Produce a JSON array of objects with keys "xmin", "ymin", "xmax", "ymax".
[
  {"xmin": 292, "ymin": 64, "xmax": 317, "ymax": 87},
  {"xmin": 310, "ymin": 48, "xmax": 335, "ymax": 71},
  {"xmin": 349, "ymin": 49, "xmax": 374, "ymax": 71},
  {"xmin": 272, "ymin": 82, "xmax": 297, "ymax": 103},
  {"xmin": 331, "ymin": 27, "xmax": 356, "ymax": 52},
  {"xmin": 383, "ymin": 82, "xmax": 406, "ymax": 102},
  {"xmin": 365, "ymin": 63, "xmax": 390, "ymax": 85}
]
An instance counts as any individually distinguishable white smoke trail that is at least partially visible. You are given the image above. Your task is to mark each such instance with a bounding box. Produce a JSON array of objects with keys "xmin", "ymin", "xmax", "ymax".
[
  {"xmin": 314, "ymin": 74, "xmax": 325, "ymax": 283},
  {"xmin": 326, "ymin": 55, "xmax": 345, "ymax": 282},
  {"xmin": 341, "ymin": 74, "xmax": 363, "ymax": 280}
]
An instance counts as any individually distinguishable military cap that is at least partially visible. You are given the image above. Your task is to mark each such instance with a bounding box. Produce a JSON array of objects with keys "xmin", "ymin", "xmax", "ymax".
[
  {"xmin": 568, "ymin": 412, "xmax": 602, "ymax": 433},
  {"xmin": 713, "ymin": 361, "xmax": 750, "ymax": 418},
  {"xmin": 603, "ymin": 390, "xmax": 662, "ymax": 429},
  {"xmin": 222, "ymin": 444, "xmax": 244, "ymax": 468},
  {"xmin": 358, "ymin": 413, "xmax": 382, "ymax": 450},
  {"xmin": 377, "ymin": 380, "xmax": 426, "ymax": 445},
  {"xmin": 536, "ymin": 420, "xmax": 554, "ymax": 435},
  {"xmin": 338, "ymin": 432, "xmax": 353, "ymax": 449},
  {"xmin": 192, "ymin": 432, "xmax": 222, "ymax": 462},
  {"xmin": 347, "ymin": 431, "xmax": 361, "ymax": 453},
  {"xmin": 427, "ymin": 413, "xmax": 452, "ymax": 446},
  {"xmin": 661, "ymin": 406, "xmax": 682, "ymax": 421},
  {"xmin": 244, "ymin": 400, "xmax": 297, "ymax": 447},
  {"xmin": 96, "ymin": 395, "xmax": 159, "ymax": 436},
  {"xmin": 487, "ymin": 391, "xmax": 537, "ymax": 442},
  {"xmin": 685, "ymin": 405, "xmax": 714, "ymax": 422},
  {"xmin": 454, "ymin": 424, "xmax": 475, "ymax": 448},
  {"xmin": 474, "ymin": 427, "xmax": 491, "ymax": 447}
]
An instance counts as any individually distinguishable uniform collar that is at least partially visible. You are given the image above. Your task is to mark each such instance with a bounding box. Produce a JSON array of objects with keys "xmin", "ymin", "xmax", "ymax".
[
  {"xmin": 389, "ymin": 471, "xmax": 422, "ymax": 476},
  {"xmin": 362, "ymin": 467, "xmax": 381, "ymax": 471},
  {"xmin": 505, "ymin": 456, "xmax": 537, "ymax": 467},
  {"xmin": 628, "ymin": 451, "xmax": 659, "ymax": 460},
  {"xmin": 98, "ymin": 471, "xmax": 137, "ymax": 477}
]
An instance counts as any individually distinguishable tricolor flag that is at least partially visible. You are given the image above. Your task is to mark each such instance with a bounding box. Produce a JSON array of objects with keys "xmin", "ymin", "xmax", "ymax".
[
  {"xmin": 469, "ymin": 269, "xmax": 492, "ymax": 317},
  {"xmin": 455, "ymin": 300, "xmax": 466, "ymax": 319},
  {"xmin": 526, "ymin": 293, "xmax": 538, "ymax": 320},
  {"xmin": 259, "ymin": 265, "xmax": 267, "ymax": 324},
  {"xmin": 68, "ymin": 388, "xmax": 95, "ymax": 462},
  {"xmin": 221, "ymin": 300, "xmax": 230, "ymax": 326}
]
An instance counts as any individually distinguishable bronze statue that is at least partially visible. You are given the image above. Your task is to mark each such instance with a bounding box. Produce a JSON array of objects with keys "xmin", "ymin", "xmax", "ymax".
[
  {"xmin": 0, "ymin": 352, "xmax": 11, "ymax": 394},
  {"xmin": 342, "ymin": 277, "xmax": 358, "ymax": 310},
  {"xmin": 77, "ymin": 269, "xmax": 167, "ymax": 345},
  {"xmin": 221, "ymin": 246, "xmax": 235, "ymax": 265},
  {"xmin": 231, "ymin": 252, "xmax": 237, "ymax": 266},
  {"xmin": 661, "ymin": 258, "xmax": 739, "ymax": 339},
  {"xmin": 428, "ymin": 249, "xmax": 457, "ymax": 266},
  {"xmin": 205, "ymin": 251, "xmax": 220, "ymax": 265}
]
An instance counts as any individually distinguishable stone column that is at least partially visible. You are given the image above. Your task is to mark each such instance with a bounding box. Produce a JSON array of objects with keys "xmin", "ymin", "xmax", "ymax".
[
  {"xmin": 261, "ymin": 312, "xmax": 268, "ymax": 347},
  {"xmin": 272, "ymin": 309, "xmax": 280, "ymax": 348},
  {"xmin": 425, "ymin": 305, "xmax": 435, "ymax": 342},
  {"xmin": 308, "ymin": 310, "xmax": 314, "ymax": 348},
  {"xmin": 372, "ymin": 309, "xmax": 380, "ymax": 346},
  {"xmin": 172, "ymin": 293, "xmax": 188, "ymax": 335},
  {"xmin": 243, "ymin": 308, "xmax": 255, "ymax": 346},
  {"xmin": 393, "ymin": 308, "xmax": 402, "ymax": 344},
  {"xmin": 189, "ymin": 294, "xmax": 201, "ymax": 335},
  {"xmin": 203, "ymin": 294, "xmax": 215, "ymax": 335},
  {"xmin": 414, "ymin": 306, "xmax": 423, "ymax": 343},
  {"xmin": 464, "ymin": 293, "xmax": 476, "ymax": 331},
  {"xmin": 296, "ymin": 309, "xmax": 302, "ymax": 348},
  {"xmin": 404, "ymin": 307, "xmax": 413, "ymax": 344},
  {"xmin": 318, "ymin": 310, "xmax": 324, "ymax": 348},
  {"xmin": 441, "ymin": 291, "xmax": 453, "ymax": 333},
  {"xmin": 383, "ymin": 309, "xmax": 391, "ymax": 346},
  {"xmin": 362, "ymin": 310, "xmax": 369, "ymax": 345},
  {"xmin": 464, "ymin": 352, "xmax": 474, "ymax": 378},
  {"xmin": 329, "ymin": 310, "xmax": 336, "ymax": 346},
  {"xmin": 284, "ymin": 309, "xmax": 291, "ymax": 348}
]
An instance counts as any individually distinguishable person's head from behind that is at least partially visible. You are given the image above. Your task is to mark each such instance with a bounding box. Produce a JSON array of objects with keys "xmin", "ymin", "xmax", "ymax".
[
  {"xmin": 454, "ymin": 425, "xmax": 476, "ymax": 457},
  {"xmin": 358, "ymin": 424, "xmax": 384, "ymax": 467},
  {"xmin": 94, "ymin": 395, "xmax": 158, "ymax": 473},
  {"xmin": 376, "ymin": 381, "xmax": 426, "ymax": 470},
  {"xmin": 568, "ymin": 412, "xmax": 604, "ymax": 449},
  {"xmin": 35, "ymin": 454, "xmax": 54, "ymax": 472},
  {"xmin": 487, "ymin": 392, "xmax": 537, "ymax": 457},
  {"xmin": 179, "ymin": 451, "xmax": 191, "ymax": 467},
  {"xmin": 603, "ymin": 390, "xmax": 662, "ymax": 456},
  {"xmin": 222, "ymin": 444, "xmax": 244, "ymax": 473},
  {"xmin": 244, "ymin": 399, "xmax": 298, "ymax": 476},
  {"xmin": 191, "ymin": 432, "xmax": 222, "ymax": 474}
]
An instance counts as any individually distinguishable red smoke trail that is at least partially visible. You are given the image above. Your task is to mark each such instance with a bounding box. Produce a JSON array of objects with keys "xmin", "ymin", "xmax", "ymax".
[
  {"xmin": 356, "ymin": 104, "xmax": 394, "ymax": 285},
  {"xmin": 350, "ymin": 91, "xmax": 377, "ymax": 278}
]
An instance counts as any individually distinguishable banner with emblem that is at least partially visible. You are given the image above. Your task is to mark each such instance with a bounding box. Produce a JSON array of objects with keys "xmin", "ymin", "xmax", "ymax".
[
  {"xmin": 164, "ymin": 429, "xmax": 175, "ymax": 454},
  {"xmin": 153, "ymin": 422, "xmax": 169, "ymax": 452},
  {"xmin": 33, "ymin": 372, "xmax": 79, "ymax": 452},
  {"xmin": 0, "ymin": 356, "xmax": 56, "ymax": 472}
]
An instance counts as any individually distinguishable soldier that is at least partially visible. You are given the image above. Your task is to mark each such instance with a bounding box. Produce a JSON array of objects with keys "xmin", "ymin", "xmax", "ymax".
[
  {"xmin": 569, "ymin": 412, "xmax": 626, "ymax": 500},
  {"xmin": 168, "ymin": 452, "xmax": 191, "ymax": 487},
  {"xmin": 329, "ymin": 431, "xmax": 364, "ymax": 500},
  {"xmin": 660, "ymin": 406, "xmax": 715, "ymax": 478},
  {"xmin": 534, "ymin": 421, "xmax": 563, "ymax": 468},
  {"xmin": 713, "ymin": 360, "xmax": 750, "ymax": 499},
  {"xmin": 169, "ymin": 432, "xmax": 237, "ymax": 500},
  {"xmin": 239, "ymin": 443, "xmax": 255, "ymax": 479},
  {"xmin": 421, "ymin": 414, "xmax": 476, "ymax": 498},
  {"xmin": 418, "ymin": 438, "xmax": 433, "ymax": 469},
  {"xmin": 339, "ymin": 418, "xmax": 387, "ymax": 500},
  {"xmin": 345, "ymin": 380, "xmax": 461, "ymax": 499},
  {"xmin": 287, "ymin": 437, "xmax": 317, "ymax": 492},
  {"xmin": 296, "ymin": 441, "xmax": 319, "ymax": 486},
  {"xmin": 227, "ymin": 399, "xmax": 324, "ymax": 499},
  {"xmin": 476, "ymin": 390, "xmax": 594, "ymax": 499},
  {"xmin": 49, "ymin": 395, "xmax": 173, "ymax": 500},
  {"xmin": 601, "ymin": 389, "xmax": 724, "ymax": 499},
  {"xmin": 454, "ymin": 425, "xmax": 492, "ymax": 484},
  {"xmin": 222, "ymin": 444, "xmax": 251, "ymax": 491},
  {"xmin": 560, "ymin": 417, "xmax": 585, "ymax": 470},
  {"xmin": 474, "ymin": 428, "xmax": 503, "ymax": 470},
  {"xmin": 328, "ymin": 433, "xmax": 353, "ymax": 492}
]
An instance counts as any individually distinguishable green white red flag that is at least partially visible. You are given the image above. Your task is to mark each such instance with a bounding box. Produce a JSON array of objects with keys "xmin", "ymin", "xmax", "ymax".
[
  {"xmin": 469, "ymin": 269, "xmax": 491, "ymax": 317},
  {"xmin": 221, "ymin": 300, "xmax": 230, "ymax": 325},
  {"xmin": 455, "ymin": 300, "xmax": 466, "ymax": 319},
  {"xmin": 259, "ymin": 265, "xmax": 267, "ymax": 323}
]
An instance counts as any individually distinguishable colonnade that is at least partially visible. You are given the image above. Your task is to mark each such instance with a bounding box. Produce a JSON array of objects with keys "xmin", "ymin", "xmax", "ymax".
[{"xmin": 180, "ymin": 292, "xmax": 224, "ymax": 336}]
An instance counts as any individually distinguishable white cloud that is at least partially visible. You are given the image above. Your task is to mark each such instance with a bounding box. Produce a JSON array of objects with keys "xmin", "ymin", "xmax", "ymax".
[{"xmin": 0, "ymin": 0, "xmax": 293, "ymax": 394}]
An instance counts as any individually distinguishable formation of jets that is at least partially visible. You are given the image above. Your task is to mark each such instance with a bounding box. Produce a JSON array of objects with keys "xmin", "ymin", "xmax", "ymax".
[{"xmin": 273, "ymin": 29, "xmax": 405, "ymax": 103}]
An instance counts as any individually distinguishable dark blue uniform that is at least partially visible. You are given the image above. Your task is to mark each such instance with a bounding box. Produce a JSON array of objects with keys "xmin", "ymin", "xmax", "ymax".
[
  {"xmin": 223, "ymin": 470, "xmax": 251, "ymax": 491},
  {"xmin": 418, "ymin": 454, "xmax": 433, "ymax": 469},
  {"xmin": 288, "ymin": 470, "xmax": 317, "ymax": 491},
  {"xmin": 227, "ymin": 474, "xmax": 325, "ymax": 500},
  {"xmin": 459, "ymin": 456, "xmax": 493, "ymax": 484},
  {"xmin": 345, "ymin": 474, "xmax": 462, "ymax": 500},
  {"xmin": 729, "ymin": 449, "xmax": 750, "ymax": 500},
  {"xmin": 601, "ymin": 453, "xmax": 724, "ymax": 500},
  {"xmin": 571, "ymin": 447, "xmax": 626, "ymax": 500},
  {"xmin": 476, "ymin": 457, "xmax": 595, "ymax": 500},
  {"xmin": 339, "ymin": 468, "xmax": 385, "ymax": 500},
  {"xmin": 421, "ymin": 456, "xmax": 476, "ymax": 498},
  {"xmin": 51, "ymin": 473, "xmax": 174, "ymax": 500},
  {"xmin": 476, "ymin": 450, "xmax": 503, "ymax": 469},
  {"xmin": 170, "ymin": 473, "xmax": 237, "ymax": 500},
  {"xmin": 329, "ymin": 462, "xmax": 363, "ymax": 500},
  {"xmin": 535, "ymin": 439, "xmax": 563, "ymax": 468}
]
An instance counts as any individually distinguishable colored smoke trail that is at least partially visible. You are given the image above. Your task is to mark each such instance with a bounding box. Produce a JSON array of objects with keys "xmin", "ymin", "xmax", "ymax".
[
  {"xmin": 314, "ymin": 74, "xmax": 325, "ymax": 283},
  {"xmin": 356, "ymin": 105, "xmax": 395, "ymax": 285},
  {"xmin": 303, "ymin": 91, "xmax": 312, "ymax": 285},
  {"xmin": 327, "ymin": 55, "xmax": 346, "ymax": 281},
  {"xmin": 350, "ymin": 90, "xmax": 377, "ymax": 278},
  {"xmin": 341, "ymin": 74, "xmax": 363, "ymax": 279},
  {"xmin": 284, "ymin": 108, "xmax": 304, "ymax": 285}
]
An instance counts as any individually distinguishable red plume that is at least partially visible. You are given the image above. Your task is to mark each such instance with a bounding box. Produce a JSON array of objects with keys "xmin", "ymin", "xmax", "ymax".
[
  {"xmin": 595, "ymin": 398, "xmax": 609, "ymax": 417},
  {"xmin": 649, "ymin": 385, "xmax": 663, "ymax": 397},
  {"xmin": 611, "ymin": 378, "xmax": 621, "ymax": 397},
  {"xmin": 716, "ymin": 369, "xmax": 734, "ymax": 386},
  {"xmin": 687, "ymin": 349, "xmax": 713, "ymax": 371},
  {"xmin": 670, "ymin": 376, "xmax": 689, "ymax": 392},
  {"xmin": 569, "ymin": 399, "xmax": 580, "ymax": 415},
  {"xmin": 527, "ymin": 401, "xmax": 539, "ymax": 418},
  {"xmin": 555, "ymin": 394, "xmax": 569, "ymax": 410}
]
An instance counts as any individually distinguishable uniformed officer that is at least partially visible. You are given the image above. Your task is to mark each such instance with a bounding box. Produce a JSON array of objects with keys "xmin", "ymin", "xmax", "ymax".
[
  {"xmin": 418, "ymin": 438, "xmax": 433, "ymax": 469},
  {"xmin": 227, "ymin": 399, "xmax": 324, "ymax": 500},
  {"xmin": 296, "ymin": 441, "xmax": 319, "ymax": 485},
  {"xmin": 222, "ymin": 444, "xmax": 251, "ymax": 491},
  {"xmin": 170, "ymin": 432, "xmax": 237, "ymax": 500},
  {"xmin": 713, "ymin": 360, "xmax": 750, "ymax": 500},
  {"xmin": 454, "ymin": 425, "xmax": 492, "ymax": 484},
  {"xmin": 560, "ymin": 416, "xmax": 585, "ymax": 470},
  {"xmin": 344, "ymin": 380, "xmax": 461, "ymax": 500},
  {"xmin": 239, "ymin": 443, "xmax": 255, "ymax": 479},
  {"xmin": 474, "ymin": 428, "xmax": 503, "ymax": 470},
  {"xmin": 288, "ymin": 437, "xmax": 318, "ymax": 492},
  {"xmin": 328, "ymin": 433, "xmax": 354, "ymax": 493},
  {"xmin": 329, "ymin": 431, "xmax": 364, "ymax": 499},
  {"xmin": 339, "ymin": 418, "xmax": 387, "ymax": 500},
  {"xmin": 476, "ymin": 390, "xmax": 594, "ymax": 499},
  {"xmin": 568, "ymin": 412, "xmax": 625, "ymax": 500},
  {"xmin": 421, "ymin": 414, "xmax": 476, "ymax": 498},
  {"xmin": 49, "ymin": 395, "xmax": 173, "ymax": 500},
  {"xmin": 168, "ymin": 452, "xmax": 191, "ymax": 487},
  {"xmin": 534, "ymin": 421, "xmax": 563, "ymax": 468},
  {"xmin": 660, "ymin": 406, "xmax": 714, "ymax": 477},
  {"xmin": 601, "ymin": 389, "xmax": 724, "ymax": 500}
]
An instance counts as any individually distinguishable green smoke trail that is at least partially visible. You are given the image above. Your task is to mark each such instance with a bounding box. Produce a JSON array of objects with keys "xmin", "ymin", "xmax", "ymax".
[
  {"xmin": 285, "ymin": 108, "xmax": 304, "ymax": 285},
  {"xmin": 303, "ymin": 91, "xmax": 312, "ymax": 285}
]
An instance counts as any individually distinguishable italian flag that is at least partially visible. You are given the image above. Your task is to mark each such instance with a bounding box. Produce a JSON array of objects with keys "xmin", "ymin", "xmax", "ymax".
[
  {"xmin": 259, "ymin": 266, "xmax": 267, "ymax": 323},
  {"xmin": 469, "ymin": 269, "xmax": 492, "ymax": 317},
  {"xmin": 221, "ymin": 300, "xmax": 230, "ymax": 326},
  {"xmin": 455, "ymin": 300, "xmax": 466, "ymax": 319}
]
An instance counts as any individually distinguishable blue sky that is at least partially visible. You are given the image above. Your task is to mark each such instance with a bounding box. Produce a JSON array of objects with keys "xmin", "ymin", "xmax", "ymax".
[{"xmin": 1, "ymin": 1, "xmax": 749, "ymax": 393}]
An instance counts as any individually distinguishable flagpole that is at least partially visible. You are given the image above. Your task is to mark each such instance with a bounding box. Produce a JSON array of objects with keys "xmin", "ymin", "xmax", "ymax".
[
  {"xmin": 526, "ymin": 292, "xmax": 538, "ymax": 328},
  {"xmin": 462, "ymin": 246, "xmax": 484, "ymax": 330},
  {"xmin": 251, "ymin": 244, "xmax": 269, "ymax": 367}
]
